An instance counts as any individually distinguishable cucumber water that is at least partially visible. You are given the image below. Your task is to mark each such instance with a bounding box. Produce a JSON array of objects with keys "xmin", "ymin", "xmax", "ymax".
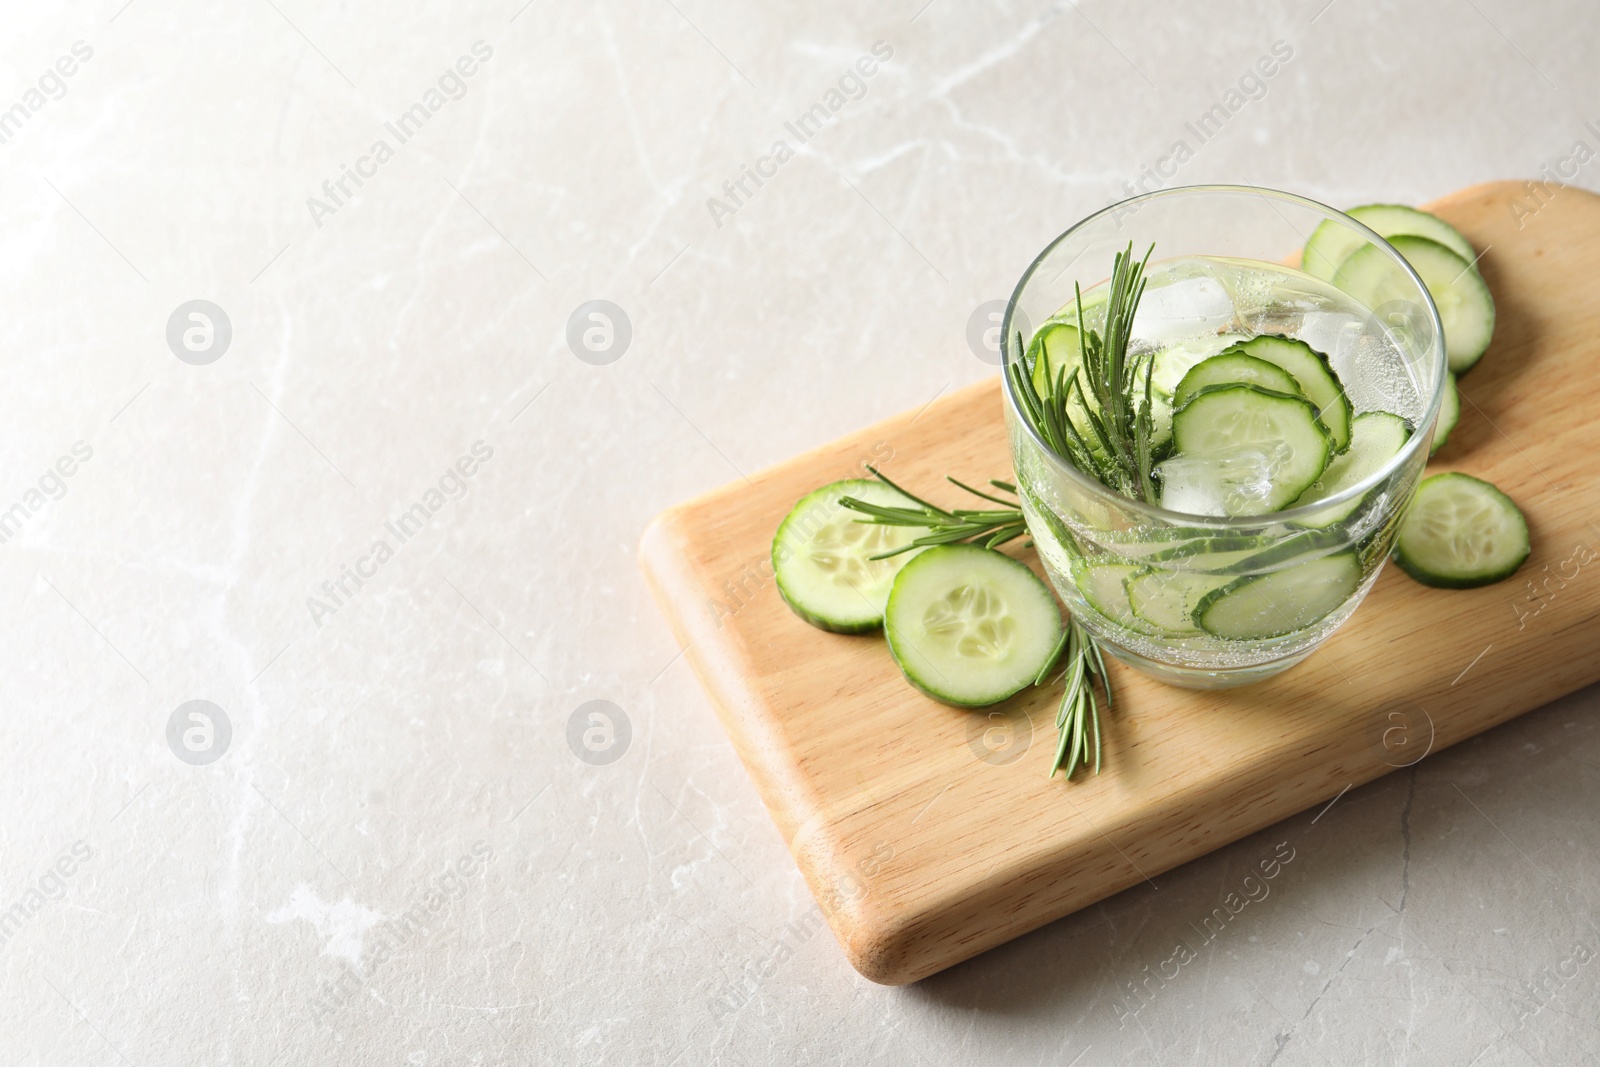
[{"xmin": 1017, "ymin": 254, "xmax": 1429, "ymax": 673}]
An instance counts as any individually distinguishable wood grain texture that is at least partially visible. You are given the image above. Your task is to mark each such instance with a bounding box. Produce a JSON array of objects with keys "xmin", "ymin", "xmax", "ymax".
[{"xmin": 637, "ymin": 181, "xmax": 1600, "ymax": 985}]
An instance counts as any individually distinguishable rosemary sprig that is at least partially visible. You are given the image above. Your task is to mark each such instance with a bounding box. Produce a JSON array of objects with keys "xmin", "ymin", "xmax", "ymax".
[
  {"xmin": 838, "ymin": 466, "xmax": 1028, "ymax": 559},
  {"xmin": 1008, "ymin": 243, "xmax": 1159, "ymax": 503},
  {"xmin": 842, "ymin": 467, "xmax": 1109, "ymax": 781},
  {"xmin": 1042, "ymin": 619, "xmax": 1110, "ymax": 779}
]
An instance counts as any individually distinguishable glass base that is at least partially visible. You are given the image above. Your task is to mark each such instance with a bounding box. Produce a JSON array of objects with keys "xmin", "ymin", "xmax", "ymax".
[{"xmin": 1096, "ymin": 641, "xmax": 1316, "ymax": 690}]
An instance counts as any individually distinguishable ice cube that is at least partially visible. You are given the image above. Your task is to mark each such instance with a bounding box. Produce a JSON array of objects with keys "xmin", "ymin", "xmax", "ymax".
[
  {"xmin": 1296, "ymin": 311, "xmax": 1359, "ymax": 367},
  {"xmin": 1156, "ymin": 443, "xmax": 1290, "ymax": 517},
  {"xmin": 1133, "ymin": 262, "xmax": 1235, "ymax": 343},
  {"xmin": 1224, "ymin": 264, "xmax": 1343, "ymax": 336}
]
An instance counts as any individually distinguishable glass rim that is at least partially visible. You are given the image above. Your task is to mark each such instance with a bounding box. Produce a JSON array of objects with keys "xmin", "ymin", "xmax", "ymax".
[{"xmin": 999, "ymin": 183, "xmax": 1448, "ymax": 528}]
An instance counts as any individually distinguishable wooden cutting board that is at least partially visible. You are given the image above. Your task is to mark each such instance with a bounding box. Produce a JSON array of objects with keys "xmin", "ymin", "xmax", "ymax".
[{"xmin": 638, "ymin": 181, "xmax": 1600, "ymax": 985}]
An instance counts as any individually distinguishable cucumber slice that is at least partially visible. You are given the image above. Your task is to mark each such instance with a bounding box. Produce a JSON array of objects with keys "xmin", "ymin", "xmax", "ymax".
[
  {"xmin": 1291, "ymin": 411, "xmax": 1414, "ymax": 527},
  {"xmin": 1303, "ymin": 204, "xmax": 1479, "ymax": 282},
  {"xmin": 884, "ymin": 545, "xmax": 1064, "ymax": 707},
  {"xmin": 1195, "ymin": 552, "xmax": 1364, "ymax": 640},
  {"xmin": 1092, "ymin": 526, "xmax": 1270, "ymax": 565},
  {"xmin": 1073, "ymin": 560, "xmax": 1160, "ymax": 635},
  {"xmin": 1350, "ymin": 205, "xmax": 1478, "ymax": 265},
  {"xmin": 1387, "ymin": 235, "xmax": 1495, "ymax": 374},
  {"xmin": 1167, "ymin": 384, "xmax": 1333, "ymax": 516},
  {"xmin": 1229, "ymin": 335, "xmax": 1353, "ymax": 451},
  {"xmin": 1093, "ymin": 536, "xmax": 1213, "ymax": 562},
  {"xmin": 1224, "ymin": 526, "xmax": 1350, "ymax": 574},
  {"xmin": 1096, "ymin": 523, "xmax": 1220, "ymax": 547},
  {"xmin": 1431, "ymin": 371, "xmax": 1459, "ymax": 456},
  {"xmin": 1150, "ymin": 333, "xmax": 1251, "ymax": 398},
  {"xmin": 1026, "ymin": 321, "xmax": 1112, "ymax": 457},
  {"xmin": 1394, "ymin": 473, "xmax": 1529, "ymax": 588},
  {"xmin": 1144, "ymin": 533, "xmax": 1278, "ymax": 563},
  {"xmin": 1028, "ymin": 322, "xmax": 1083, "ymax": 398},
  {"xmin": 1173, "ymin": 352, "xmax": 1303, "ymax": 410},
  {"xmin": 1148, "ymin": 333, "xmax": 1251, "ymax": 452},
  {"xmin": 1125, "ymin": 567, "xmax": 1231, "ymax": 634},
  {"xmin": 1153, "ymin": 541, "xmax": 1291, "ymax": 574},
  {"xmin": 1334, "ymin": 236, "xmax": 1495, "ymax": 374},
  {"xmin": 1143, "ymin": 527, "xmax": 1346, "ymax": 574},
  {"xmin": 1302, "ymin": 218, "xmax": 1369, "ymax": 285},
  {"xmin": 772, "ymin": 480, "xmax": 927, "ymax": 633}
]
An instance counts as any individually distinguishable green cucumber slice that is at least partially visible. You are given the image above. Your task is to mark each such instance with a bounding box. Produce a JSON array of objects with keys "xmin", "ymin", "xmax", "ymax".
[
  {"xmin": 1334, "ymin": 236, "xmax": 1495, "ymax": 374},
  {"xmin": 1073, "ymin": 560, "xmax": 1160, "ymax": 635},
  {"xmin": 1195, "ymin": 552, "xmax": 1364, "ymax": 640},
  {"xmin": 1291, "ymin": 411, "xmax": 1414, "ymax": 528},
  {"xmin": 772, "ymin": 480, "xmax": 927, "ymax": 633},
  {"xmin": 1026, "ymin": 321, "xmax": 1112, "ymax": 457},
  {"xmin": 1394, "ymin": 473, "xmax": 1529, "ymax": 588},
  {"xmin": 1302, "ymin": 204, "xmax": 1479, "ymax": 282},
  {"xmin": 1148, "ymin": 333, "xmax": 1250, "ymax": 452},
  {"xmin": 1028, "ymin": 322, "xmax": 1083, "ymax": 398},
  {"xmin": 1229, "ymin": 335, "xmax": 1353, "ymax": 451},
  {"xmin": 1096, "ymin": 524, "xmax": 1222, "ymax": 547},
  {"xmin": 1351, "ymin": 205, "xmax": 1478, "ymax": 264},
  {"xmin": 884, "ymin": 545, "xmax": 1064, "ymax": 707},
  {"xmin": 1302, "ymin": 218, "xmax": 1368, "ymax": 284},
  {"xmin": 1091, "ymin": 526, "xmax": 1269, "ymax": 565},
  {"xmin": 1173, "ymin": 352, "xmax": 1303, "ymax": 410},
  {"xmin": 1431, "ymin": 371, "xmax": 1459, "ymax": 456},
  {"xmin": 1125, "ymin": 567, "xmax": 1232, "ymax": 634},
  {"xmin": 1222, "ymin": 526, "xmax": 1350, "ymax": 574},
  {"xmin": 1141, "ymin": 527, "xmax": 1346, "ymax": 574},
  {"xmin": 1150, "ymin": 334, "xmax": 1251, "ymax": 398},
  {"xmin": 1143, "ymin": 533, "xmax": 1278, "ymax": 563},
  {"xmin": 1093, "ymin": 537, "xmax": 1215, "ymax": 562},
  {"xmin": 1166, "ymin": 384, "xmax": 1333, "ymax": 516},
  {"xmin": 1154, "ymin": 542, "xmax": 1291, "ymax": 574}
]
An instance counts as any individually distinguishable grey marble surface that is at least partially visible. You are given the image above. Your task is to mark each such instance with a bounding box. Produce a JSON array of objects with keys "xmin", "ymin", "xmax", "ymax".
[{"xmin": 3, "ymin": 1, "xmax": 1598, "ymax": 1063}]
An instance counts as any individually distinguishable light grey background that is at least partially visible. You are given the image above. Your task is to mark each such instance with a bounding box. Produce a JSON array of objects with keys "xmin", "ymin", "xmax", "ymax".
[{"xmin": 3, "ymin": 1, "xmax": 1597, "ymax": 1064}]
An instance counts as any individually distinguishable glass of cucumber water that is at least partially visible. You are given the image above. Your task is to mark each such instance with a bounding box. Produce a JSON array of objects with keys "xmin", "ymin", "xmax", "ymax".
[{"xmin": 1002, "ymin": 185, "xmax": 1447, "ymax": 688}]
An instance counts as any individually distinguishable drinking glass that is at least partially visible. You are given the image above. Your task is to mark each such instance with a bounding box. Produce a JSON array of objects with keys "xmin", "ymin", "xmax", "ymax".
[{"xmin": 1001, "ymin": 185, "xmax": 1446, "ymax": 688}]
